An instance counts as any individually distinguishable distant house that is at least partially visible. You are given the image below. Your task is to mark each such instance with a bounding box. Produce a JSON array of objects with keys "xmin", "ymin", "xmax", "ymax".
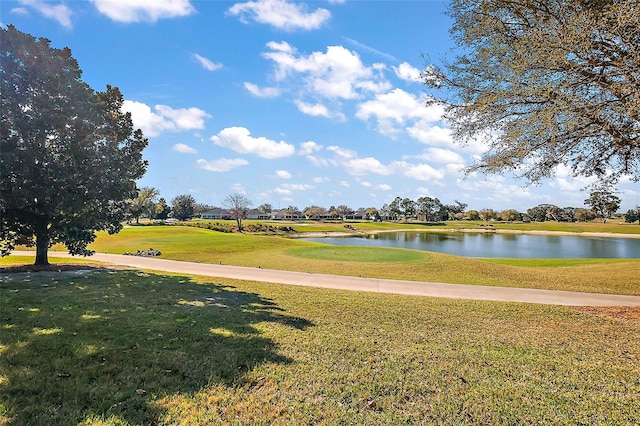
[
  {"xmin": 273, "ymin": 209, "xmax": 302, "ymax": 220},
  {"xmin": 247, "ymin": 209, "xmax": 263, "ymax": 220},
  {"xmin": 200, "ymin": 208, "xmax": 231, "ymax": 220},
  {"xmin": 346, "ymin": 208, "xmax": 368, "ymax": 220},
  {"xmin": 202, "ymin": 208, "xmax": 266, "ymax": 220}
]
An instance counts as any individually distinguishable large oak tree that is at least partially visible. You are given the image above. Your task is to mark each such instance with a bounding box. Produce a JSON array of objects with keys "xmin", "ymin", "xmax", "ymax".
[
  {"xmin": 424, "ymin": 0, "xmax": 639, "ymax": 183},
  {"xmin": 1, "ymin": 26, "xmax": 148, "ymax": 265}
]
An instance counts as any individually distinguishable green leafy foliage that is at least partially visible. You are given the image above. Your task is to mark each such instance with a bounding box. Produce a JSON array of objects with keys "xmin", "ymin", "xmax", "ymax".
[{"xmin": 0, "ymin": 26, "xmax": 148, "ymax": 264}]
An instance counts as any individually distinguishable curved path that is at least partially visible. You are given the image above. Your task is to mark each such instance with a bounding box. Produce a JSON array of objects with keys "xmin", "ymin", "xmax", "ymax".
[{"xmin": 9, "ymin": 251, "xmax": 640, "ymax": 307}]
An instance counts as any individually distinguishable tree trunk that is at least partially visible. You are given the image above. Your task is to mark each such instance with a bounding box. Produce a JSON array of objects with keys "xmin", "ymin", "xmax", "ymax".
[{"xmin": 34, "ymin": 219, "xmax": 50, "ymax": 266}]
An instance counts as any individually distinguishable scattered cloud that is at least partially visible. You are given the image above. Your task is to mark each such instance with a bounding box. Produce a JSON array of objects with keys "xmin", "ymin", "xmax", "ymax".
[
  {"xmin": 313, "ymin": 176, "xmax": 330, "ymax": 183},
  {"xmin": 356, "ymin": 88, "xmax": 442, "ymax": 138},
  {"xmin": 122, "ymin": 101, "xmax": 210, "ymax": 137},
  {"xmin": 343, "ymin": 157, "xmax": 393, "ymax": 176},
  {"xmin": 396, "ymin": 161, "xmax": 445, "ymax": 183},
  {"xmin": 244, "ymin": 82, "xmax": 281, "ymax": 98},
  {"xmin": 194, "ymin": 54, "xmax": 222, "ymax": 71},
  {"xmin": 294, "ymin": 100, "xmax": 330, "ymax": 118},
  {"xmin": 173, "ymin": 143, "xmax": 197, "ymax": 154},
  {"xmin": 196, "ymin": 158, "xmax": 249, "ymax": 172},
  {"xmin": 406, "ymin": 122, "xmax": 453, "ymax": 147},
  {"xmin": 550, "ymin": 164, "xmax": 596, "ymax": 192},
  {"xmin": 377, "ymin": 183, "xmax": 392, "ymax": 191},
  {"xmin": 393, "ymin": 62, "xmax": 421, "ymax": 83},
  {"xmin": 340, "ymin": 181, "xmax": 350, "ymax": 188},
  {"xmin": 417, "ymin": 147, "xmax": 465, "ymax": 164},
  {"xmin": 92, "ymin": 0, "xmax": 195, "ymax": 23},
  {"xmin": 211, "ymin": 126, "xmax": 295, "ymax": 159},
  {"xmin": 18, "ymin": 0, "xmax": 72, "ymax": 28},
  {"xmin": 274, "ymin": 183, "xmax": 313, "ymax": 195},
  {"xmin": 274, "ymin": 170, "xmax": 292, "ymax": 179},
  {"xmin": 262, "ymin": 42, "xmax": 391, "ymax": 101},
  {"xmin": 298, "ymin": 141, "xmax": 323, "ymax": 155},
  {"xmin": 227, "ymin": 0, "xmax": 331, "ymax": 31},
  {"xmin": 294, "ymin": 100, "xmax": 345, "ymax": 120}
]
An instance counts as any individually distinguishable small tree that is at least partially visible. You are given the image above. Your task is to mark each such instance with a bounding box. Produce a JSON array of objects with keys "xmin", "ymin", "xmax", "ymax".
[
  {"xmin": 155, "ymin": 198, "xmax": 171, "ymax": 220},
  {"xmin": 575, "ymin": 208, "xmax": 596, "ymax": 223},
  {"xmin": 1, "ymin": 26, "xmax": 148, "ymax": 265},
  {"xmin": 624, "ymin": 208, "xmax": 639, "ymax": 225},
  {"xmin": 224, "ymin": 193, "xmax": 252, "ymax": 231},
  {"xmin": 303, "ymin": 205, "xmax": 326, "ymax": 220},
  {"xmin": 128, "ymin": 187, "xmax": 159, "ymax": 224},
  {"xmin": 258, "ymin": 203, "xmax": 273, "ymax": 217},
  {"xmin": 171, "ymin": 194, "xmax": 196, "ymax": 221},
  {"xmin": 584, "ymin": 186, "xmax": 621, "ymax": 223},
  {"xmin": 335, "ymin": 205, "xmax": 354, "ymax": 221},
  {"xmin": 478, "ymin": 209, "xmax": 497, "ymax": 222},
  {"xmin": 501, "ymin": 209, "xmax": 522, "ymax": 222}
]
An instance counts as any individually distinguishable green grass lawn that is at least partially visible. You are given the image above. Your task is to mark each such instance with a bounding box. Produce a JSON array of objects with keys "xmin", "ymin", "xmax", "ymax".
[
  {"xmin": 58, "ymin": 225, "xmax": 639, "ymax": 295},
  {"xmin": 1, "ymin": 266, "xmax": 639, "ymax": 425}
]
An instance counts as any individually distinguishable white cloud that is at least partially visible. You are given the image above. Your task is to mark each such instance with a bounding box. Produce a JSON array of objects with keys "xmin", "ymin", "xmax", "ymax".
[
  {"xmin": 281, "ymin": 183, "xmax": 313, "ymax": 191},
  {"xmin": 227, "ymin": 0, "xmax": 331, "ymax": 31},
  {"xmin": 122, "ymin": 100, "xmax": 210, "ymax": 137},
  {"xmin": 377, "ymin": 184, "xmax": 392, "ymax": 191},
  {"xmin": 294, "ymin": 100, "xmax": 330, "ymax": 118},
  {"xmin": 356, "ymin": 88, "xmax": 443, "ymax": 138},
  {"xmin": 327, "ymin": 145, "xmax": 356, "ymax": 160},
  {"xmin": 393, "ymin": 161, "xmax": 445, "ymax": 183},
  {"xmin": 298, "ymin": 141, "xmax": 322, "ymax": 155},
  {"xmin": 231, "ymin": 183, "xmax": 247, "ymax": 194},
  {"xmin": 393, "ymin": 62, "xmax": 421, "ymax": 83},
  {"xmin": 244, "ymin": 82, "xmax": 281, "ymax": 98},
  {"xmin": 406, "ymin": 122, "xmax": 453, "ymax": 147},
  {"xmin": 340, "ymin": 181, "xmax": 350, "ymax": 188},
  {"xmin": 154, "ymin": 105, "xmax": 210, "ymax": 130},
  {"xmin": 194, "ymin": 54, "xmax": 222, "ymax": 71},
  {"xmin": 19, "ymin": 0, "xmax": 72, "ymax": 28},
  {"xmin": 274, "ymin": 183, "xmax": 313, "ymax": 195},
  {"xmin": 418, "ymin": 148, "xmax": 465, "ymax": 164},
  {"xmin": 344, "ymin": 157, "xmax": 393, "ymax": 176},
  {"xmin": 275, "ymin": 170, "xmax": 292, "ymax": 179},
  {"xmin": 211, "ymin": 127, "xmax": 295, "ymax": 159},
  {"xmin": 92, "ymin": 0, "xmax": 195, "ymax": 22},
  {"xmin": 313, "ymin": 176, "xmax": 330, "ymax": 183},
  {"xmin": 196, "ymin": 158, "xmax": 249, "ymax": 172},
  {"xmin": 262, "ymin": 43, "xmax": 390, "ymax": 101},
  {"xmin": 173, "ymin": 143, "xmax": 197, "ymax": 154},
  {"xmin": 360, "ymin": 181, "xmax": 372, "ymax": 187},
  {"xmin": 550, "ymin": 164, "xmax": 596, "ymax": 191}
]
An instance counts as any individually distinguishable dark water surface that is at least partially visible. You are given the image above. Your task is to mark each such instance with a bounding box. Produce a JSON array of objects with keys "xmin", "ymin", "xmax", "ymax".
[{"xmin": 303, "ymin": 231, "xmax": 640, "ymax": 258}]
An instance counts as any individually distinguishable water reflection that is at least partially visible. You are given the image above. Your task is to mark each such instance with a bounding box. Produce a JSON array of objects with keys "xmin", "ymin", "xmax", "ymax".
[{"xmin": 303, "ymin": 232, "xmax": 640, "ymax": 258}]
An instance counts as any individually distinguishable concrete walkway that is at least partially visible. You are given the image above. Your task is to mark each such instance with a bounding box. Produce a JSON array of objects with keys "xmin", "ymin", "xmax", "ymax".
[{"xmin": 8, "ymin": 251, "xmax": 640, "ymax": 307}]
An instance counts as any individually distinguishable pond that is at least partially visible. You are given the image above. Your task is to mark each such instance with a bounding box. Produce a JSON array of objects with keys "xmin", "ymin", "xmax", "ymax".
[{"xmin": 302, "ymin": 231, "xmax": 640, "ymax": 259}]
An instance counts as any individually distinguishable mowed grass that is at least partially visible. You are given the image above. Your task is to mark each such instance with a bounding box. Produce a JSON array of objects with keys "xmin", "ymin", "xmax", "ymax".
[
  {"xmin": 65, "ymin": 225, "xmax": 640, "ymax": 295},
  {"xmin": 1, "ymin": 264, "xmax": 639, "ymax": 425}
]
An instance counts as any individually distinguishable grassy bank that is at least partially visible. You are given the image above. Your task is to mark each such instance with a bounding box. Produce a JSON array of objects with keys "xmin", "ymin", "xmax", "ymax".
[
  {"xmin": 1, "ymin": 265, "xmax": 638, "ymax": 425},
  {"xmin": 197, "ymin": 219, "xmax": 640, "ymax": 235},
  {"xmin": 64, "ymin": 225, "xmax": 640, "ymax": 295}
]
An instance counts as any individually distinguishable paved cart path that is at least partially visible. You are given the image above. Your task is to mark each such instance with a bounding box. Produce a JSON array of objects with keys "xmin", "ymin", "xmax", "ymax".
[{"xmin": 8, "ymin": 251, "xmax": 640, "ymax": 307}]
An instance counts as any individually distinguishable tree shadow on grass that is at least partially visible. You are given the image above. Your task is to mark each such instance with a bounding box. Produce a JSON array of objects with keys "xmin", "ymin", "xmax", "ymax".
[{"xmin": 0, "ymin": 268, "xmax": 313, "ymax": 425}]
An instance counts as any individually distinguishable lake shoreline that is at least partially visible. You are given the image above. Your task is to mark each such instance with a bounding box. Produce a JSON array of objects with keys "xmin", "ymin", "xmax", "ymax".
[{"xmin": 289, "ymin": 228, "xmax": 640, "ymax": 239}]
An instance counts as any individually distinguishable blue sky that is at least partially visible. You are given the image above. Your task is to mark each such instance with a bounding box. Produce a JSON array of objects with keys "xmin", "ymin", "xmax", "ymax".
[{"xmin": 3, "ymin": 0, "xmax": 638, "ymax": 212}]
